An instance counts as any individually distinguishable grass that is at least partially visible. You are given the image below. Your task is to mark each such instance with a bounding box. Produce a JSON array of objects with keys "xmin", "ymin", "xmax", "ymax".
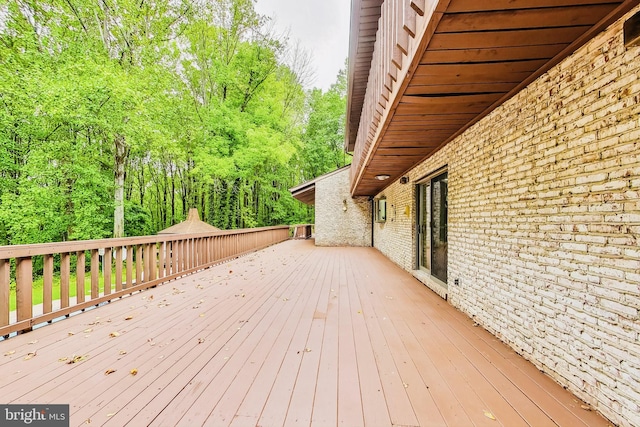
[{"xmin": 8, "ymin": 268, "xmax": 136, "ymax": 312}]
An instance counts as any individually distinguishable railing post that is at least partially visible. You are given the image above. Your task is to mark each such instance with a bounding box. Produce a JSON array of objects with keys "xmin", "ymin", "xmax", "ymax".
[
  {"xmin": 16, "ymin": 257, "xmax": 33, "ymax": 331},
  {"xmin": 0, "ymin": 259, "xmax": 9, "ymax": 327}
]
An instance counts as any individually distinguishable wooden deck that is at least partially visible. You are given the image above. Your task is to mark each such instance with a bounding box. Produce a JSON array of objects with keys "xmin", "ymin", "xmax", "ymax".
[{"xmin": 0, "ymin": 240, "xmax": 609, "ymax": 427}]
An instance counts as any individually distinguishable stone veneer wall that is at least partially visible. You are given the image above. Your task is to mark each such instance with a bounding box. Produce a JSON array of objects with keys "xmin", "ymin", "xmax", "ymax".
[
  {"xmin": 315, "ymin": 167, "xmax": 372, "ymax": 247},
  {"xmin": 373, "ymin": 7, "xmax": 640, "ymax": 427}
]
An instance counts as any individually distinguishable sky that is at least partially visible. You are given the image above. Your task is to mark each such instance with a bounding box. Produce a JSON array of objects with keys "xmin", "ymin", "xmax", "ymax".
[{"xmin": 254, "ymin": 0, "xmax": 351, "ymax": 91}]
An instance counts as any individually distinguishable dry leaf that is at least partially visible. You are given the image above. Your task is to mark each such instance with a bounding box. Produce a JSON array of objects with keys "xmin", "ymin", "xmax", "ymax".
[
  {"xmin": 483, "ymin": 410, "xmax": 496, "ymax": 420},
  {"xmin": 124, "ymin": 315, "xmax": 133, "ymax": 320},
  {"xmin": 58, "ymin": 357, "xmax": 69, "ymax": 362},
  {"xmin": 28, "ymin": 340, "xmax": 38, "ymax": 344},
  {"xmin": 241, "ymin": 293, "xmax": 245, "ymax": 298},
  {"xmin": 109, "ymin": 331, "xmax": 121, "ymax": 338},
  {"xmin": 196, "ymin": 284, "xmax": 204, "ymax": 289},
  {"xmin": 68, "ymin": 331, "xmax": 75, "ymax": 336},
  {"xmin": 199, "ymin": 314, "xmax": 205, "ymax": 317},
  {"xmin": 304, "ymin": 348, "xmax": 312, "ymax": 352},
  {"xmin": 85, "ymin": 418, "xmax": 91, "ymax": 424},
  {"xmin": 283, "ymin": 298, "xmax": 289, "ymax": 301},
  {"xmin": 104, "ymin": 369, "xmax": 116, "ymax": 375},
  {"xmin": 24, "ymin": 351, "xmax": 37, "ymax": 360},
  {"xmin": 148, "ymin": 339, "xmax": 156, "ymax": 346},
  {"xmin": 119, "ymin": 350, "xmax": 127, "ymax": 355},
  {"xmin": 84, "ymin": 328, "xmax": 93, "ymax": 333},
  {"xmin": 4, "ymin": 350, "xmax": 16, "ymax": 356},
  {"xmin": 198, "ymin": 338, "xmax": 205, "ymax": 344},
  {"xmin": 106, "ymin": 413, "xmax": 115, "ymax": 418},
  {"xmin": 130, "ymin": 369, "xmax": 138, "ymax": 376},
  {"xmin": 403, "ymin": 382, "xmax": 409, "ymax": 388},
  {"xmin": 581, "ymin": 405, "xmax": 592, "ymax": 411},
  {"xmin": 67, "ymin": 355, "xmax": 88, "ymax": 364}
]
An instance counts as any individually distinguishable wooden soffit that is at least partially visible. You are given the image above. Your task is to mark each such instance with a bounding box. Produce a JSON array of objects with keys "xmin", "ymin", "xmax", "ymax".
[{"xmin": 348, "ymin": 0, "xmax": 638, "ymax": 196}]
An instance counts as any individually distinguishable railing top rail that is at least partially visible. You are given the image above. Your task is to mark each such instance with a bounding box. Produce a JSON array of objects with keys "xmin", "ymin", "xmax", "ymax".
[{"xmin": 0, "ymin": 225, "xmax": 291, "ymax": 259}]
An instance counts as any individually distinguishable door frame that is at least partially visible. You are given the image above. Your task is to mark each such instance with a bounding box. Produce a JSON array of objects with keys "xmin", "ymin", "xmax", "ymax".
[{"xmin": 415, "ymin": 167, "xmax": 448, "ymax": 287}]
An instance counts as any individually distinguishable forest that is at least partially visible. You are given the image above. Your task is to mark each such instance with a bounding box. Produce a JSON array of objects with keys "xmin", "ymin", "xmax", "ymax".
[{"xmin": 0, "ymin": 0, "xmax": 348, "ymax": 245}]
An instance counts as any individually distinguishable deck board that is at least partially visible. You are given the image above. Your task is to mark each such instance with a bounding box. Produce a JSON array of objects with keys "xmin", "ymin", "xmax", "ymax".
[{"xmin": 0, "ymin": 240, "xmax": 611, "ymax": 427}]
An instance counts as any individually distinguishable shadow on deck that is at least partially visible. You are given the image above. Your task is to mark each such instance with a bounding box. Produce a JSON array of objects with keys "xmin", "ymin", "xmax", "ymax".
[{"xmin": 0, "ymin": 239, "xmax": 608, "ymax": 426}]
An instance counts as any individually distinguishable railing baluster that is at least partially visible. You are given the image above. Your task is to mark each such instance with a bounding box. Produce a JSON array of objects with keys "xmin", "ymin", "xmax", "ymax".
[
  {"xmin": 159, "ymin": 242, "xmax": 166, "ymax": 279},
  {"xmin": 43, "ymin": 254, "xmax": 53, "ymax": 314},
  {"xmin": 115, "ymin": 246, "xmax": 123, "ymax": 292},
  {"xmin": 126, "ymin": 245, "xmax": 133, "ymax": 289},
  {"xmin": 136, "ymin": 245, "xmax": 143, "ymax": 285},
  {"xmin": 76, "ymin": 251, "xmax": 85, "ymax": 304},
  {"xmin": 104, "ymin": 247, "xmax": 112, "ymax": 296},
  {"xmin": 91, "ymin": 249, "xmax": 100, "ymax": 300},
  {"xmin": 0, "ymin": 259, "xmax": 9, "ymax": 327},
  {"xmin": 60, "ymin": 253, "xmax": 70, "ymax": 308},
  {"xmin": 16, "ymin": 257, "xmax": 33, "ymax": 330}
]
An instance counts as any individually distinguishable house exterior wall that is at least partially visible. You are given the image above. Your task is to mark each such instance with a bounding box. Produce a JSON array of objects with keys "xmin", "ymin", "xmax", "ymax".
[
  {"xmin": 316, "ymin": 168, "xmax": 372, "ymax": 247},
  {"xmin": 373, "ymin": 7, "xmax": 640, "ymax": 427}
]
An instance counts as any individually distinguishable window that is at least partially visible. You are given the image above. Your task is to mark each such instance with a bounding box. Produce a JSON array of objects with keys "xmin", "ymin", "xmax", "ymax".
[{"xmin": 375, "ymin": 197, "xmax": 387, "ymax": 222}]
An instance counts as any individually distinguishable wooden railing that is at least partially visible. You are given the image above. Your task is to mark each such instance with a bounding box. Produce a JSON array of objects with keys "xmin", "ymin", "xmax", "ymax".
[{"xmin": 0, "ymin": 226, "xmax": 290, "ymax": 337}]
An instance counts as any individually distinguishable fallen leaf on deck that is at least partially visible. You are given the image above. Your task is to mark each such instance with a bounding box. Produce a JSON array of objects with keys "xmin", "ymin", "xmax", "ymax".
[
  {"xmin": 119, "ymin": 350, "xmax": 127, "ymax": 355},
  {"xmin": 148, "ymin": 339, "xmax": 156, "ymax": 346},
  {"xmin": 192, "ymin": 306, "xmax": 199, "ymax": 309},
  {"xmin": 229, "ymin": 270, "xmax": 233, "ymax": 274},
  {"xmin": 196, "ymin": 284, "xmax": 204, "ymax": 289},
  {"xmin": 581, "ymin": 405, "xmax": 591, "ymax": 411},
  {"xmin": 58, "ymin": 357, "xmax": 68, "ymax": 362},
  {"xmin": 109, "ymin": 331, "xmax": 121, "ymax": 338},
  {"xmin": 104, "ymin": 369, "xmax": 116, "ymax": 375},
  {"xmin": 124, "ymin": 315, "xmax": 133, "ymax": 320},
  {"xmin": 304, "ymin": 348, "xmax": 312, "ymax": 352},
  {"xmin": 148, "ymin": 295, "xmax": 154, "ymax": 300},
  {"xmin": 84, "ymin": 328, "xmax": 93, "ymax": 333},
  {"xmin": 483, "ymin": 410, "xmax": 496, "ymax": 420},
  {"xmin": 241, "ymin": 293, "xmax": 245, "ymax": 298},
  {"xmin": 68, "ymin": 331, "xmax": 75, "ymax": 336},
  {"xmin": 199, "ymin": 314, "xmax": 205, "ymax": 317},
  {"xmin": 24, "ymin": 351, "xmax": 37, "ymax": 360},
  {"xmin": 28, "ymin": 340, "xmax": 38, "ymax": 344},
  {"xmin": 4, "ymin": 350, "xmax": 16, "ymax": 356},
  {"xmin": 283, "ymin": 298, "xmax": 289, "ymax": 301},
  {"xmin": 198, "ymin": 299, "xmax": 204, "ymax": 304},
  {"xmin": 67, "ymin": 355, "xmax": 88, "ymax": 364},
  {"xmin": 130, "ymin": 369, "xmax": 138, "ymax": 376},
  {"xmin": 106, "ymin": 413, "xmax": 115, "ymax": 418},
  {"xmin": 198, "ymin": 338, "xmax": 205, "ymax": 344},
  {"xmin": 357, "ymin": 310, "xmax": 362, "ymax": 314},
  {"xmin": 85, "ymin": 418, "xmax": 91, "ymax": 424}
]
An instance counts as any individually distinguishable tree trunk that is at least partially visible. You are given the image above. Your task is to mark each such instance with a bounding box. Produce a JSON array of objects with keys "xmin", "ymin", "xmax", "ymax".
[{"xmin": 113, "ymin": 134, "xmax": 127, "ymax": 238}]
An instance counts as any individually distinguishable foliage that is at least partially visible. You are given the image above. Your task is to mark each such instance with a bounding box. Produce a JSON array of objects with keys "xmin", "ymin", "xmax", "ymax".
[{"xmin": 0, "ymin": 0, "xmax": 346, "ymax": 244}]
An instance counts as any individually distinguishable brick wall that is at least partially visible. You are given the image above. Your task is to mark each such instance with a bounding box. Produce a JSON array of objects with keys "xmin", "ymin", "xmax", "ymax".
[
  {"xmin": 373, "ymin": 7, "xmax": 640, "ymax": 427},
  {"xmin": 316, "ymin": 168, "xmax": 372, "ymax": 247}
]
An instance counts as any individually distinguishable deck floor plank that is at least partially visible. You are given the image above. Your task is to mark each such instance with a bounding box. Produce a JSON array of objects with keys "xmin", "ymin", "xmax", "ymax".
[{"xmin": 0, "ymin": 240, "xmax": 612, "ymax": 427}]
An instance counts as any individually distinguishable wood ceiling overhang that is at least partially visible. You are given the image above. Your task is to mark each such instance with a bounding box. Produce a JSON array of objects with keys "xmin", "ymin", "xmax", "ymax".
[{"xmin": 347, "ymin": 0, "xmax": 638, "ymax": 197}]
